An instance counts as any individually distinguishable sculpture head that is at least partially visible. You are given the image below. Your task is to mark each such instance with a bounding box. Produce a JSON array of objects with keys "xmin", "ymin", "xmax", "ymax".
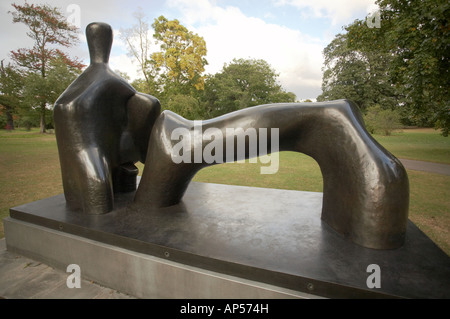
[{"xmin": 86, "ymin": 22, "xmax": 113, "ymax": 64}]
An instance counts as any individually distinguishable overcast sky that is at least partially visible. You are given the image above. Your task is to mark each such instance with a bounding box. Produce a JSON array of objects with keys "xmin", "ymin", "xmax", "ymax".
[{"xmin": 1, "ymin": 0, "xmax": 378, "ymax": 101}]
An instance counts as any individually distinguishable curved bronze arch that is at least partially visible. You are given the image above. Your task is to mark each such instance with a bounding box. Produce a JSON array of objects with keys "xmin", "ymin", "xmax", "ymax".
[{"xmin": 135, "ymin": 100, "xmax": 409, "ymax": 250}]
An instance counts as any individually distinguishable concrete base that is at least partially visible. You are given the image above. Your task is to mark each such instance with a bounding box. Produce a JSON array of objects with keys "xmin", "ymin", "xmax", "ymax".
[
  {"xmin": 4, "ymin": 182, "xmax": 450, "ymax": 299},
  {"xmin": 3, "ymin": 219, "xmax": 315, "ymax": 299}
]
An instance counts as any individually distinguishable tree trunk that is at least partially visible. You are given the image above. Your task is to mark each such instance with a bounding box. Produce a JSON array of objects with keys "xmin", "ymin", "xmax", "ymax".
[
  {"xmin": 5, "ymin": 105, "xmax": 15, "ymax": 130},
  {"xmin": 40, "ymin": 102, "xmax": 46, "ymax": 133}
]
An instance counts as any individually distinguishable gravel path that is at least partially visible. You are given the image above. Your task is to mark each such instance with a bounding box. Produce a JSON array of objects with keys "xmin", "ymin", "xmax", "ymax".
[{"xmin": 400, "ymin": 159, "xmax": 450, "ymax": 176}]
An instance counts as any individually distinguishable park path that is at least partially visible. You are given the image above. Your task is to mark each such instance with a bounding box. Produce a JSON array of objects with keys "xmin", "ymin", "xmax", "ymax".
[
  {"xmin": 0, "ymin": 238, "xmax": 134, "ymax": 299},
  {"xmin": 399, "ymin": 159, "xmax": 450, "ymax": 176}
]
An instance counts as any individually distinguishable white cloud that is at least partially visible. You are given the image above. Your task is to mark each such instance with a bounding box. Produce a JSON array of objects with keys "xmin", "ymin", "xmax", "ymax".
[
  {"xmin": 168, "ymin": 0, "xmax": 325, "ymax": 100},
  {"xmin": 110, "ymin": 53, "xmax": 140, "ymax": 79},
  {"xmin": 274, "ymin": 0, "xmax": 377, "ymax": 25}
]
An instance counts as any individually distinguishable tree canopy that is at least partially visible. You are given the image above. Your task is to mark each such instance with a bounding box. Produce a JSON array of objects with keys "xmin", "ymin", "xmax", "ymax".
[
  {"xmin": 201, "ymin": 58, "xmax": 296, "ymax": 118},
  {"xmin": 151, "ymin": 15, "xmax": 208, "ymax": 96},
  {"xmin": 7, "ymin": 2, "xmax": 84, "ymax": 132},
  {"xmin": 318, "ymin": 0, "xmax": 449, "ymax": 135},
  {"xmin": 0, "ymin": 61, "xmax": 23, "ymax": 130}
]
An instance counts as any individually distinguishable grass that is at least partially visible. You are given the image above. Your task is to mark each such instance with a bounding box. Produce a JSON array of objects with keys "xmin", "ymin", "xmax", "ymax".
[
  {"xmin": 0, "ymin": 127, "xmax": 449, "ymax": 255},
  {"xmin": 374, "ymin": 128, "xmax": 450, "ymax": 164},
  {"xmin": 0, "ymin": 129, "xmax": 63, "ymax": 239},
  {"xmin": 193, "ymin": 153, "xmax": 323, "ymax": 192}
]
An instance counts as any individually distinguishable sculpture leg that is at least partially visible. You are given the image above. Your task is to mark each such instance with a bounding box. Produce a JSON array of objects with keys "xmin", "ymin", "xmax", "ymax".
[
  {"xmin": 135, "ymin": 100, "xmax": 409, "ymax": 249},
  {"xmin": 58, "ymin": 144, "xmax": 114, "ymax": 215}
]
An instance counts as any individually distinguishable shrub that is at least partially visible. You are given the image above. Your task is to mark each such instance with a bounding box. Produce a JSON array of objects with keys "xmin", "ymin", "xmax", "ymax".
[{"xmin": 364, "ymin": 104, "xmax": 402, "ymax": 136}]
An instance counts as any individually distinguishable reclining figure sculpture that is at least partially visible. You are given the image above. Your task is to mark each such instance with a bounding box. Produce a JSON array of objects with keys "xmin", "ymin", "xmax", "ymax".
[{"xmin": 54, "ymin": 22, "xmax": 409, "ymax": 250}]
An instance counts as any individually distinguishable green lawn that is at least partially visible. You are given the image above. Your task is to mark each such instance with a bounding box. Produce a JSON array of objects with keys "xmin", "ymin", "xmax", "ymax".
[
  {"xmin": 1, "ymin": 127, "xmax": 449, "ymax": 255},
  {"xmin": 374, "ymin": 128, "xmax": 450, "ymax": 164}
]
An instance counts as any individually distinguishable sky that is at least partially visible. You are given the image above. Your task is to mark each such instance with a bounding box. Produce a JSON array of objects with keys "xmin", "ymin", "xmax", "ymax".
[{"xmin": 0, "ymin": 0, "xmax": 379, "ymax": 101}]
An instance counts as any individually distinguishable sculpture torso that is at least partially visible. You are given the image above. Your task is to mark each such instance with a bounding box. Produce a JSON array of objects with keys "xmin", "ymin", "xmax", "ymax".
[{"xmin": 54, "ymin": 22, "xmax": 161, "ymax": 214}]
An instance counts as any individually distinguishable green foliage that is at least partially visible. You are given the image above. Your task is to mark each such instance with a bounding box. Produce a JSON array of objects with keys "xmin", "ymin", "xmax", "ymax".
[
  {"xmin": 318, "ymin": 0, "xmax": 449, "ymax": 135},
  {"xmin": 166, "ymin": 94, "xmax": 206, "ymax": 120},
  {"xmin": 16, "ymin": 115, "xmax": 38, "ymax": 131},
  {"xmin": 377, "ymin": 0, "xmax": 449, "ymax": 136},
  {"xmin": 19, "ymin": 57, "xmax": 82, "ymax": 128},
  {"xmin": 150, "ymin": 16, "xmax": 208, "ymax": 99},
  {"xmin": 8, "ymin": 2, "xmax": 84, "ymax": 132},
  {"xmin": 317, "ymin": 22, "xmax": 399, "ymax": 112},
  {"xmin": 201, "ymin": 58, "xmax": 296, "ymax": 118},
  {"xmin": 0, "ymin": 61, "xmax": 24, "ymax": 129},
  {"xmin": 364, "ymin": 104, "xmax": 402, "ymax": 136}
]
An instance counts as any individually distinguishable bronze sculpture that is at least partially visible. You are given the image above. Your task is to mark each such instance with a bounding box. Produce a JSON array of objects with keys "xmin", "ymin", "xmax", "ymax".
[
  {"xmin": 54, "ymin": 22, "xmax": 161, "ymax": 214},
  {"xmin": 54, "ymin": 22, "xmax": 409, "ymax": 250}
]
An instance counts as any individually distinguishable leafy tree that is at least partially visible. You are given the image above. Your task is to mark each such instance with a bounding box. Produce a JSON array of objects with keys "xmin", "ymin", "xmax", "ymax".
[
  {"xmin": 121, "ymin": 13, "xmax": 208, "ymax": 117},
  {"xmin": 9, "ymin": 2, "xmax": 84, "ymax": 133},
  {"xmin": 318, "ymin": 0, "xmax": 449, "ymax": 135},
  {"xmin": 376, "ymin": 0, "xmax": 449, "ymax": 135},
  {"xmin": 317, "ymin": 22, "xmax": 398, "ymax": 112},
  {"xmin": 0, "ymin": 61, "xmax": 24, "ymax": 130},
  {"xmin": 317, "ymin": 33, "xmax": 369, "ymax": 109},
  {"xmin": 20, "ymin": 56, "xmax": 82, "ymax": 129},
  {"xmin": 201, "ymin": 58, "xmax": 296, "ymax": 117},
  {"xmin": 150, "ymin": 16, "xmax": 208, "ymax": 100}
]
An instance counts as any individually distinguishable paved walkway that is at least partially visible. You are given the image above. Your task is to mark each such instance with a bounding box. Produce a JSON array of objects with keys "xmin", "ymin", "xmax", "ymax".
[
  {"xmin": 399, "ymin": 159, "xmax": 450, "ymax": 176},
  {"xmin": 0, "ymin": 239, "xmax": 134, "ymax": 299}
]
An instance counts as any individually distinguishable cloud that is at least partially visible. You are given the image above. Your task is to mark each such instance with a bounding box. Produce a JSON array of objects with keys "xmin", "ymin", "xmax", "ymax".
[
  {"xmin": 168, "ymin": 0, "xmax": 325, "ymax": 100},
  {"xmin": 1, "ymin": 0, "xmax": 115, "ymax": 66},
  {"xmin": 274, "ymin": 0, "xmax": 377, "ymax": 25},
  {"xmin": 108, "ymin": 29, "xmax": 144, "ymax": 80},
  {"xmin": 3, "ymin": 0, "xmax": 370, "ymax": 100}
]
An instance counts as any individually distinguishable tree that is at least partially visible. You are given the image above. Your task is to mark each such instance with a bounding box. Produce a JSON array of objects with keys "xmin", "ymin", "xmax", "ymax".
[
  {"xmin": 201, "ymin": 58, "xmax": 296, "ymax": 117},
  {"xmin": 317, "ymin": 33, "xmax": 368, "ymax": 108},
  {"xmin": 150, "ymin": 16, "xmax": 208, "ymax": 101},
  {"xmin": 346, "ymin": 19, "xmax": 401, "ymax": 111},
  {"xmin": 317, "ymin": 22, "xmax": 398, "ymax": 112},
  {"xmin": 9, "ymin": 2, "xmax": 84, "ymax": 133},
  {"xmin": 0, "ymin": 61, "xmax": 24, "ymax": 130},
  {"xmin": 376, "ymin": 0, "xmax": 449, "ymax": 135},
  {"xmin": 119, "ymin": 9, "xmax": 157, "ymax": 94},
  {"xmin": 318, "ymin": 0, "xmax": 449, "ymax": 135},
  {"xmin": 20, "ymin": 56, "xmax": 82, "ymax": 129}
]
